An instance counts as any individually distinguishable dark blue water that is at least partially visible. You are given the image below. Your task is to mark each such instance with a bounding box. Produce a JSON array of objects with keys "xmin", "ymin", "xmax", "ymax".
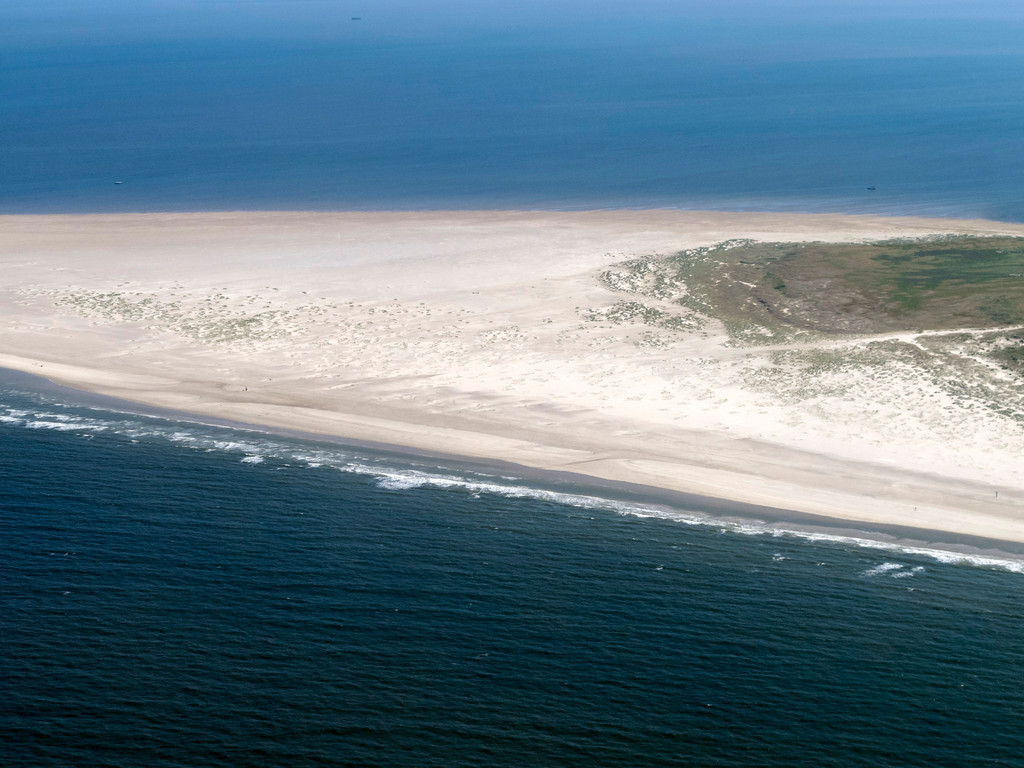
[
  {"xmin": 3, "ymin": 2, "xmax": 1024, "ymax": 219},
  {"xmin": 3, "ymin": 375, "xmax": 1024, "ymax": 767}
]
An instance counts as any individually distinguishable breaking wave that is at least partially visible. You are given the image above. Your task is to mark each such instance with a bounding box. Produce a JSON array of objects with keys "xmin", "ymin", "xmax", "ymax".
[{"xmin": 3, "ymin": 394, "xmax": 1023, "ymax": 575}]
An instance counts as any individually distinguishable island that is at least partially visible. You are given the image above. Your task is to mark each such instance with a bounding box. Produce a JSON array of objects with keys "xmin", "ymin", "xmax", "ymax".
[{"xmin": 2, "ymin": 209, "xmax": 1023, "ymax": 542}]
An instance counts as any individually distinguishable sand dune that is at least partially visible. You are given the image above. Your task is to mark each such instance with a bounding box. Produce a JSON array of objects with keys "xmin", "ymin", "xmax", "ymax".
[{"xmin": 3, "ymin": 209, "xmax": 1024, "ymax": 542}]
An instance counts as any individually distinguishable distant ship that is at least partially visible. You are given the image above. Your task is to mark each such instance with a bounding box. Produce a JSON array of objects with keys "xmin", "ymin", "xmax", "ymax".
[{"xmin": 866, "ymin": 186, "xmax": 877, "ymax": 191}]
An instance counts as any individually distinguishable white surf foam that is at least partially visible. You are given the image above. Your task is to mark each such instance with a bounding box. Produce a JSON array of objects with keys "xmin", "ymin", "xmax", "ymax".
[
  {"xmin": 24, "ymin": 419, "xmax": 108, "ymax": 432},
  {"xmin": 344, "ymin": 464, "xmax": 658, "ymax": 516},
  {"xmin": 891, "ymin": 566, "xmax": 925, "ymax": 579},
  {"xmin": 620, "ymin": 506, "xmax": 1024, "ymax": 574},
  {"xmin": 5, "ymin": 390, "xmax": 1024, "ymax": 575},
  {"xmin": 863, "ymin": 562, "xmax": 906, "ymax": 577}
]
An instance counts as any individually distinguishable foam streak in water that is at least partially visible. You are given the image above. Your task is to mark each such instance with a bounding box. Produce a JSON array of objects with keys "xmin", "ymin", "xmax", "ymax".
[{"xmin": 3, "ymin": 392, "xmax": 1024, "ymax": 575}]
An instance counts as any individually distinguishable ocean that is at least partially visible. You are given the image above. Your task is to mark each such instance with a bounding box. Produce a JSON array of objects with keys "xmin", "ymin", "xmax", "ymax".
[
  {"xmin": 5, "ymin": 2, "xmax": 1024, "ymax": 765},
  {"xmin": 3, "ymin": 373, "xmax": 1024, "ymax": 767},
  {"xmin": 3, "ymin": 2, "xmax": 1024, "ymax": 220}
]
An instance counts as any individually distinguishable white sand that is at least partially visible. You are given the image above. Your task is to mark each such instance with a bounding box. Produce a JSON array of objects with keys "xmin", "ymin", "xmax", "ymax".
[{"xmin": 3, "ymin": 209, "xmax": 1024, "ymax": 542}]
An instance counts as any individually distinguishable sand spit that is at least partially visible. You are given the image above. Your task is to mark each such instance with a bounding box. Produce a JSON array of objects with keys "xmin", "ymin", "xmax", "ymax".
[{"xmin": 3, "ymin": 210, "xmax": 1024, "ymax": 542}]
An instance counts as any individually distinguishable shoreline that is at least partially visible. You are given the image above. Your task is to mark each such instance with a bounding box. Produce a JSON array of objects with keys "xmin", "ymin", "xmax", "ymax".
[
  {"xmin": 5, "ymin": 363, "xmax": 1024, "ymax": 563},
  {"xmin": 5, "ymin": 201, "xmax": 1023, "ymax": 227},
  {"xmin": 3, "ymin": 209, "xmax": 1024, "ymax": 546}
]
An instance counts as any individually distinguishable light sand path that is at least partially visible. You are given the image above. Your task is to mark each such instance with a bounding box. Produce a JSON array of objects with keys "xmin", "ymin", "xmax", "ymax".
[{"xmin": 3, "ymin": 210, "xmax": 1024, "ymax": 542}]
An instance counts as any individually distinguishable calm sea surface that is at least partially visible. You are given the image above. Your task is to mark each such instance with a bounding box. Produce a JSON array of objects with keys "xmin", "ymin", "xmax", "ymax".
[
  {"xmin": 5, "ymin": 4, "xmax": 1024, "ymax": 765},
  {"xmin": 3, "ymin": 4, "xmax": 1024, "ymax": 219}
]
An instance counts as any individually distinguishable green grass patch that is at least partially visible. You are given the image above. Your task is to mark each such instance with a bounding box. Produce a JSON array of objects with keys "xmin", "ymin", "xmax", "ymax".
[{"xmin": 641, "ymin": 236, "xmax": 1024, "ymax": 339}]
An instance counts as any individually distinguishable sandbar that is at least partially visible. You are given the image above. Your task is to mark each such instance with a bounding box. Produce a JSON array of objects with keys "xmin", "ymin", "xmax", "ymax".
[{"xmin": 3, "ymin": 210, "xmax": 1024, "ymax": 542}]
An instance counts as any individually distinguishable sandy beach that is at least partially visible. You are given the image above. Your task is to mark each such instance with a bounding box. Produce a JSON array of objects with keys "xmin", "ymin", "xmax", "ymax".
[{"xmin": 3, "ymin": 209, "xmax": 1024, "ymax": 542}]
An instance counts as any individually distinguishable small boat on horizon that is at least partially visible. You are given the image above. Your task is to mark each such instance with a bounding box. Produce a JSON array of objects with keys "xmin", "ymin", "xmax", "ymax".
[{"xmin": 866, "ymin": 186, "xmax": 877, "ymax": 191}]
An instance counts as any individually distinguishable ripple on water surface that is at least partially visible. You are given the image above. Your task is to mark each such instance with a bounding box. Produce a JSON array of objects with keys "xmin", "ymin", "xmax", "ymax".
[{"xmin": 2, "ymin": 379, "xmax": 1024, "ymax": 767}]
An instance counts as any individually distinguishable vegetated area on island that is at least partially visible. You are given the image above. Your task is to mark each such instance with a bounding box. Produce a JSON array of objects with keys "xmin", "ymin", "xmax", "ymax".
[
  {"xmin": 592, "ymin": 236, "xmax": 1024, "ymax": 422},
  {"xmin": 696, "ymin": 236, "xmax": 1024, "ymax": 335},
  {"xmin": 599, "ymin": 235, "xmax": 1024, "ymax": 343}
]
